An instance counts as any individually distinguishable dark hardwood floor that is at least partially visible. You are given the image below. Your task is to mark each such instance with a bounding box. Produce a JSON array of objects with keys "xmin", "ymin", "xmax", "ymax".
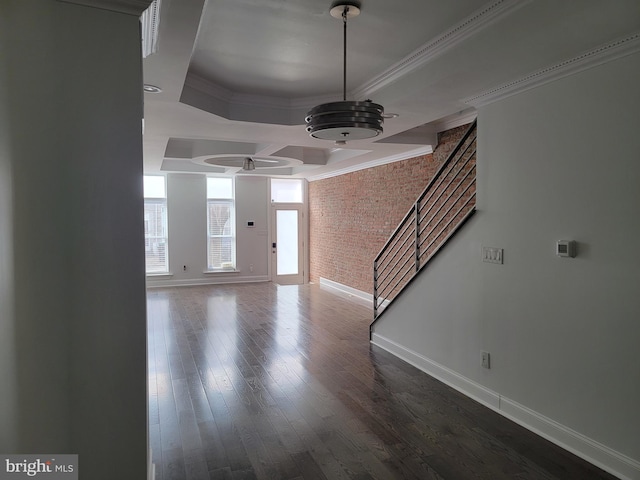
[{"xmin": 147, "ymin": 283, "xmax": 618, "ymax": 480}]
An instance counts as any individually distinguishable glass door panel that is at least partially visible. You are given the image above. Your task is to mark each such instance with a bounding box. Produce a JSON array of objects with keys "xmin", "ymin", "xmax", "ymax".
[
  {"xmin": 276, "ymin": 210, "xmax": 299, "ymax": 275},
  {"xmin": 272, "ymin": 206, "xmax": 303, "ymax": 285}
]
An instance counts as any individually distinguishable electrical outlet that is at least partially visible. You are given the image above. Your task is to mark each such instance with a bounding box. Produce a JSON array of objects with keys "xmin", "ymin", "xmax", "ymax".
[
  {"xmin": 183, "ymin": 265, "xmax": 187, "ymax": 271},
  {"xmin": 481, "ymin": 351, "xmax": 491, "ymax": 369}
]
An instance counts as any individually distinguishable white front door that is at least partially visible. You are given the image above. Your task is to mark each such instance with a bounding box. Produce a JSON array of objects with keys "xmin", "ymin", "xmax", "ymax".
[{"xmin": 272, "ymin": 205, "xmax": 303, "ymax": 285}]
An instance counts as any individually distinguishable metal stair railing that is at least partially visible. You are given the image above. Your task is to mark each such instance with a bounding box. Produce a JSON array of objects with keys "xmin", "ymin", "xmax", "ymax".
[{"xmin": 372, "ymin": 120, "xmax": 477, "ymax": 325}]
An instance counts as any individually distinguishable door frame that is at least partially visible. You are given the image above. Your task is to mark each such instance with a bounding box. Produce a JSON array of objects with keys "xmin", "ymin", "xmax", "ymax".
[{"xmin": 270, "ymin": 202, "xmax": 308, "ymax": 284}]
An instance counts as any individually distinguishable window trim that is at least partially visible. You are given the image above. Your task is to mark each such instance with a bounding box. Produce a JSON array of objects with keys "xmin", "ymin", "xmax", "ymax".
[
  {"xmin": 206, "ymin": 177, "xmax": 236, "ymax": 271},
  {"xmin": 144, "ymin": 176, "xmax": 169, "ymax": 275}
]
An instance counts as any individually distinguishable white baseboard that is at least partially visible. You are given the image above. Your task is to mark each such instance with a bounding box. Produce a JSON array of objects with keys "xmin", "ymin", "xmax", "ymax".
[
  {"xmin": 146, "ymin": 275, "xmax": 269, "ymax": 288},
  {"xmin": 148, "ymin": 448, "xmax": 155, "ymax": 480},
  {"xmin": 371, "ymin": 333, "xmax": 640, "ymax": 480},
  {"xmin": 319, "ymin": 277, "xmax": 373, "ymax": 306}
]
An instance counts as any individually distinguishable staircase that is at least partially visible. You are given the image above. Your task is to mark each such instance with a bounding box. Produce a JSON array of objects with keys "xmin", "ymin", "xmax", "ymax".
[{"xmin": 371, "ymin": 120, "xmax": 477, "ymax": 330}]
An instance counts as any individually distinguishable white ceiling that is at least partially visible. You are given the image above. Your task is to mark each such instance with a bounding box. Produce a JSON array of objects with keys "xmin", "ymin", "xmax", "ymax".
[{"xmin": 142, "ymin": 0, "xmax": 640, "ymax": 179}]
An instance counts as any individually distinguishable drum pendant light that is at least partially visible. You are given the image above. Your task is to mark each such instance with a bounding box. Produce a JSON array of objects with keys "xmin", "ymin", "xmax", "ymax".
[{"xmin": 305, "ymin": 1, "xmax": 384, "ymax": 144}]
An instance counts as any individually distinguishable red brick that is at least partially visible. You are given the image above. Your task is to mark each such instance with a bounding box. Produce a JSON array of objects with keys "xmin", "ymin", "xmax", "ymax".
[{"xmin": 309, "ymin": 124, "xmax": 473, "ymax": 294}]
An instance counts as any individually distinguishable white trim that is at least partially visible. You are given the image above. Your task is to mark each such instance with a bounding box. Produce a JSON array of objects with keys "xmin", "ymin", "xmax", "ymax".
[
  {"xmin": 464, "ymin": 32, "xmax": 640, "ymax": 107},
  {"xmin": 148, "ymin": 449, "xmax": 155, "ymax": 480},
  {"xmin": 56, "ymin": 0, "xmax": 152, "ymax": 15},
  {"xmin": 498, "ymin": 397, "xmax": 640, "ymax": 480},
  {"xmin": 203, "ymin": 268, "xmax": 240, "ymax": 274},
  {"xmin": 184, "ymin": 73, "xmax": 335, "ymax": 113},
  {"xmin": 371, "ymin": 333, "xmax": 640, "ymax": 480},
  {"xmin": 371, "ymin": 334, "xmax": 500, "ymax": 409},
  {"xmin": 307, "ymin": 146, "xmax": 433, "ymax": 182},
  {"xmin": 179, "ymin": 1, "xmax": 530, "ymax": 116},
  {"xmin": 305, "ymin": 113, "xmax": 476, "ymax": 182},
  {"xmin": 426, "ymin": 110, "xmax": 478, "ymax": 134},
  {"xmin": 319, "ymin": 277, "xmax": 373, "ymax": 307},
  {"xmin": 183, "ymin": 73, "xmax": 234, "ymax": 104},
  {"xmin": 354, "ymin": 0, "xmax": 532, "ymax": 100},
  {"xmin": 146, "ymin": 275, "xmax": 269, "ymax": 288}
]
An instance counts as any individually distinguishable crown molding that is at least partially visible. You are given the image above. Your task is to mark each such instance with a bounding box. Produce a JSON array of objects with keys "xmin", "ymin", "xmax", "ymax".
[
  {"xmin": 184, "ymin": 73, "xmax": 234, "ymax": 103},
  {"xmin": 353, "ymin": 0, "xmax": 532, "ymax": 100},
  {"xmin": 427, "ymin": 110, "xmax": 478, "ymax": 133},
  {"xmin": 307, "ymin": 146, "xmax": 433, "ymax": 182},
  {"xmin": 306, "ymin": 112, "xmax": 475, "ymax": 181},
  {"xmin": 182, "ymin": 1, "xmax": 530, "ymax": 115},
  {"xmin": 57, "ymin": 0, "xmax": 152, "ymax": 16},
  {"xmin": 183, "ymin": 73, "xmax": 338, "ymax": 111},
  {"xmin": 463, "ymin": 32, "xmax": 640, "ymax": 107}
]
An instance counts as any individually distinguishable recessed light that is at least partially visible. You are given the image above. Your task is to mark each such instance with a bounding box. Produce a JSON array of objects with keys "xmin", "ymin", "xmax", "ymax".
[{"xmin": 143, "ymin": 84, "xmax": 162, "ymax": 93}]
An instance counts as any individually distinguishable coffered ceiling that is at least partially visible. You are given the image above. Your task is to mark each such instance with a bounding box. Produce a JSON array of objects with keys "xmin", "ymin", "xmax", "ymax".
[{"xmin": 142, "ymin": 0, "xmax": 640, "ymax": 179}]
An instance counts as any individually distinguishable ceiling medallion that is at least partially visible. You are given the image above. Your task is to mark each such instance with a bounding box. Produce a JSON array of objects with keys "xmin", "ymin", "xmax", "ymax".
[{"xmin": 305, "ymin": 1, "xmax": 384, "ymax": 144}]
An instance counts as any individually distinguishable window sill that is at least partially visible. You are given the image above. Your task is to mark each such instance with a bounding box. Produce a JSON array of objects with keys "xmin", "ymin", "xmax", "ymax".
[
  {"xmin": 203, "ymin": 268, "xmax": 239, "ymax": 274},
  {"xmin": 147, "ymin": 272, "xmax": 173, "ymax": 278}
]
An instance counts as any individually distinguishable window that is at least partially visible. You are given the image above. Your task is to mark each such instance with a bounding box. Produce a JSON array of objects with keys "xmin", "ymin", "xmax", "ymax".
[
  {"xmin": 207, "ymin": 177, "xmax": 235, "ymax": 270},
  {"xmin": 143, "ymin": 175, "xmax": 168, "ymax": 274},
  {"xmin": 271, "ymin": 178, "xmax": 304, "ymax": 203}
]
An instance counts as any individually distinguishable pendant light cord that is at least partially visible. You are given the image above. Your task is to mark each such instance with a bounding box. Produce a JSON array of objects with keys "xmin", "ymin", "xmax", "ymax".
[{"xmin": 342, "ymin": 6, "xmax": 348, "ymax": 101}]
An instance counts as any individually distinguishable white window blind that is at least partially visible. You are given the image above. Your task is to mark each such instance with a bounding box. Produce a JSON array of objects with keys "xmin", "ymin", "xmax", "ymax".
[
  {"xmin": 207, "ymin": 177, "xmax": 235, "ymax": 269},
  {"xmin": 144, "ymin": 176, "xmax": 168, "ymax": 274}
]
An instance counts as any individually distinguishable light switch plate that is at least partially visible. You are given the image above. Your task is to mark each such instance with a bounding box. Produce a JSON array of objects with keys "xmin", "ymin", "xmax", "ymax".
[
  {"xmin": 482, "ymin": 247, "xmax": 503, "ymax": 264},
  {"xmin": 481, "ymin": 351, "xmax": 491, "ymax": 369}
]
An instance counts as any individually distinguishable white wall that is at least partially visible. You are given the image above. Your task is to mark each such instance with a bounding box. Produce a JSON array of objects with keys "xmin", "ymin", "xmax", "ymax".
[
  {"xmin": 166, "ymin": 173, "xmax": 208, "ymax": 279},
  {"xmin": 148, "ymin": 173, "xmax": 270, "ymax": 286},
  {"xmin": 0, "ymin": 1, "xmax": 148, "ymax": 478},
  {"xmin": 372, "ymin": 52, "xmax": 640, "ymax": 479},
  {"xmin": 0, "ymin": 1, "xmax": 71, "ymax": 452},
  {"xmin": 235, "ymin": 176, "xmax": 272, "ymax": 278},
  {"xmin": 0, "ymin": 12, "xmax": 17, "ymax": 448}
]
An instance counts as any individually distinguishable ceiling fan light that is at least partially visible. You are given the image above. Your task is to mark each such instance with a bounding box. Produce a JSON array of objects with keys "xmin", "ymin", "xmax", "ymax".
[{"xmin": 243, "ymin": 157, "xmax": 255, "ymax": 170}]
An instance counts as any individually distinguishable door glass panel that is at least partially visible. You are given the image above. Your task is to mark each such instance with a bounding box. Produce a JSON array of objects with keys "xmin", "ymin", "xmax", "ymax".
[
  {"xmin": 271, "ymin": 179, "xmax": 303, "ymax": 203},
  {"xmin": 276, "ymin": 210, "xmax": 298, "ymax": 275}
]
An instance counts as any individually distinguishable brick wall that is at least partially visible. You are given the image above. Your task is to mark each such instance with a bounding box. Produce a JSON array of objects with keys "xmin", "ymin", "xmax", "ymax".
[{"xmin": 309, "ymin": 124, "xmax": 472, "ymax": 294}]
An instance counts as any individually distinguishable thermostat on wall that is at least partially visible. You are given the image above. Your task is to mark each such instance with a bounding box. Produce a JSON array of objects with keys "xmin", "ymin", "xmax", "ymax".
[{"xmin": 556, "ymin": 240, "xmax": 576, "ymax": 258}]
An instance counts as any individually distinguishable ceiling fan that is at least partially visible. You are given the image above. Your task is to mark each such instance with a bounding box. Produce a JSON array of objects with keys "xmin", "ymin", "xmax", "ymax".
[{"xmin": 242, "ymin": 157, "xmax": 279, "ymax": 171}]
